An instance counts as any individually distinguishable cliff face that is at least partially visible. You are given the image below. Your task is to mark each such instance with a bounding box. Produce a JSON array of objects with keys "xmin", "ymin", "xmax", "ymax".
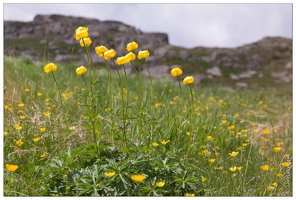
[{"xmin": 4, "ymin": 14, "xmax": 292, "ymax": 87}]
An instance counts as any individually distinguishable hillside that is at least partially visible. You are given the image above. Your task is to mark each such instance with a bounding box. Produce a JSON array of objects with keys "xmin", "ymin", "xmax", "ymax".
[{"xmin": 4, "ymin": 14, "xmax": 292, "ymax": 90}]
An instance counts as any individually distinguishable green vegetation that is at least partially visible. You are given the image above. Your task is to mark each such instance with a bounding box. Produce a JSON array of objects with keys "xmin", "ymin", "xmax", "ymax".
[{"xmin": 3, "ymin": 35, "xmax": 292, "ymax": 197}]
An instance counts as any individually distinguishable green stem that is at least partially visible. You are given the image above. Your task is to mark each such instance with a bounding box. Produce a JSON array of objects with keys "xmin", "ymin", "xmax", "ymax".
[
  {"xmin": 177, "ymin": 76, "xmax": 183, "ymax": 95},
  {"xmin": 50, "ymin": 71, "xmax": 62, "ymax": 103},
  {"xmin": 130, "ymin": 61, "xmax": 143, "ymax": 108}
]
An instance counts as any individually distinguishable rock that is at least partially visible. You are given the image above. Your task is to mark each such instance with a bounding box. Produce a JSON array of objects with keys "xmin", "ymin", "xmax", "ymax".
[
  {"xmin": 235, "ymin": 82, "xmax": 248, "ymax": 89},
  {"xmin": 191, "ymin": 74, "xmax": 208, "ymax": 84},
  {"xmin": 238, "ymin": 70, "xmax": 257, "ymax": 79},
  {"xmin": 230, "ymin": 73, "xmax": 240, "ymax": 81},
  {"xmin": 141, "ymin": 65, "xmax": 170, "ymax": 79},
  {"xmin": 206, "ymin": 66, "xmax": 222, "ymax": 77}
]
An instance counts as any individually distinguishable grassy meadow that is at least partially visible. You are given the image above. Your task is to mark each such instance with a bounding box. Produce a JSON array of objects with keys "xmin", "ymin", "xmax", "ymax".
[{"xmin": 3, "ymin": 32, "xmax": 292, "ymax": 196}]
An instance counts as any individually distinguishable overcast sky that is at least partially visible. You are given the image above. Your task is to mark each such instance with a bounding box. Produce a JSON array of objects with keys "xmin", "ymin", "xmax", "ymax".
[{"xmin": 3, "ymin": 3, "xmax": 292, "ymax": 48}]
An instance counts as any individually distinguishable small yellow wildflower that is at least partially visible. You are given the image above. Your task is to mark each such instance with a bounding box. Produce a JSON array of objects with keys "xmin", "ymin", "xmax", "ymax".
[
  {"xmin": 16, "ymin": 139, "xmax": 24, "ymax": 146},
  {"xmin": 15, "ymin": 124, "xmax": 22, "ymax": 131},
  {"xmin": 76, "ymin": 66, "xmax": 87, "ymax": 76},
  {"xmin": 276, "ymin": 173, "xmax": 283, "ymax": 178},
  {"xmin": 131, "ymin": 174, "xmax": 146, "ymax": 183},
  {"xmin": 152, "ymin": 142, "xmax": 159, "ymax": 147},
  {"xmin": 137, "ymin": 50, "xmax": 150, "ymax": 59},
  {"xmin": 282, "ymin": 162, "xmax": 292, "ymax": 167},
  {"xmin": 237, "ymin": 166, "xmax": 242, "ymax": 171},
  {"xmin": 228, "ymin": 151, "xmax": 239, "ymax": 157},
  {"xmin": 126, "ymin": 41, "xmax": 138, "ymax": 51},
  {"xmin": 209, "ymin": 159, "xmax": 216, "ymax": 163},
  {"xmin": 5, "ymin": 164, "xmax": 19, "ymax": 172},
  {"xmin": 161, "ymin": 140, "xmax": 170, "ymax": 145},
  {"xmin": 221, "ymin": 119, "xmax": 227, "ymax": 124},
  {"xmin": 242, "ymin": 143, "xmax": 248, "ymax": 147},
  {"xmin": 267, "ymin": 186, "xmax": 274, "ymax": 191},
  {"xmin": 262, "ymin": 129, "xmax": 270, "ymax": 134},
  {"xmin": 95, "ymin": 45, "xmax": 108, "ymax": 57},
  {"xmin": 272, "ymin": 182, "xmax": 277, "ymax": 187},
  {"xmin": 20, "ymin": 115, "xmax": 26, "ymax": 120},
  {"xmin": 258, "ymin": 101, "xmax": 263, "ymax": 105},
  {"xmin": 79, "ymin": 37, "xmax": 92, "ymax": 47},
  {"xmin": 105, "ymin": 172, "xmax": 115, "ymax": 177},
  {"xmin": 33, "ymin": 137, "xmax": 40, "ymax": 142},
  {"xmin": 4, "ymin": 131, "xmax": 8, "ymax": 135},
  {"xmin": 124, "ymin": 52, "xmax": 135, "ymax": 61},
  {"xmin": 43, "ymin": 112, "xmax": 51, "ymax": 117},
  {"xmin": 260, "ymin": 164, "xmax": 269, "ymax": 171},
  {"xmin": 25, "ymin": 88, "xmax": 30, "ymax": 92},
  {"xmin": 74, "ymin": 26, "xmax": 88, "ymax": 40},
  {"xmin": 44, "ymin": 63, "xmax": 57, "ymax": 73},
  {"xmin": 40, "ymin": 152, "xmax": 48, "ymax": 158},
  {"xmin": 186, "ymin": 132, "xmax": 191, "ymax": 136},
  {"xmin": 206, "ymin": 135, "xmax": 213, "ymax": 140},
  {"xmin": 183, "ymin": 76, "xmax": 194, "ymax": 85},
  {"xmin": 156, "ymin": 182, "xmax": 165, "ymax": 187},
  {"xmin": 184, "ymin": 193, "xmax": 195, "ymax": 196},
  {"xmin": 170, "ymin": 67, "xmax": 183, "ymax": 77},
  {"xmin": 17, "ymin": 103, "xmax": 24, "ymax": 107},
  {"xmin": 116, "ymin": 56, "xmax": 130, "ymax": 65},
  {"xmin": 273, "ymin": 147, "xmax": 281, "ymax": 153},
  {"xmin": 227, "ymin": 125, "xmax": 235, "ymax": 130},
  {"xmin": 201, "ymin": 176, "xmax": 207, "ymax": 182},
  {"xmin": 40, "ymin": 127, "xmax": 46, "ymax": 132},
  {"xmin": 104, "ymin": 49, "xmax": 116, "ymax": 60},
  {"xmin": 37, "ymin": 92, "xmax": 42, "ymax": 97},
  {"xmin": 229, "ymin": 166, "xmax": 237, "ymax": 172}
]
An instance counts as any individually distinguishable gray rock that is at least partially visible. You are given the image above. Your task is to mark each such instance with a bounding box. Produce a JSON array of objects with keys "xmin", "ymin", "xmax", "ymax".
[
  {"xmin": 235, "ymin": 82, "xmax": 248, "ymax": 89},
  {"xmin": 142, "ymin": 65, "xmax": 170, "ymax": 79},
  {"xmin": 206, "ymin": 66, "xmax": 222, "ymax": 77}
]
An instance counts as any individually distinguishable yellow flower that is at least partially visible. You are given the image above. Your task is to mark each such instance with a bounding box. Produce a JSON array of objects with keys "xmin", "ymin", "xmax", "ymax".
[
  {"xmin": 137, "ymin": 50, "xmax": 150, "ymax": 59},
  {"xmin": 126, "ymin": 41, "xmax": 138, "ymax": 51},
  {"xmin": 227, "ymin": 125, "xmax": 235, "ymax": 130},
  {"xmin": 152, "ymin": 142, "xmax": 159, "ymax": 147},
  {"xmin": 229, "ymin": 166, "xmax": 237, "ymax": 172},
  {"xmin": 95, "ymin": 45, "xmax": 108, "ymax": 57},
  {"xmin": 267, "ymin": 186, "xmax": 274, "ymax": 191},
  {"xmin": 125, "ymin": 52, "xmax": 136, "ymax": 61},
  {"xmin": 131, "ymin": 174, "xmax": 146, "ymax": 183},
  {"xmin": 282, "ymin": 162, "xmax": 292, "ymax": 167},
  {"xmin": 184, "ymin": 193, "xmax": 195, "ymax": 196},
  {"xmin": 186, "ymin": 132, "xmax": 191, "ymax": 136},
  {"xmin": 221, "ymin": 119, "xmax": 227, "ymax": 124},
  {"xmin": 20, "ymin": 115, "xmax": 26, "ymax": 120},
  {"xmin": 161, "ymin": 140, "xmax": 170, "ymax": 145},
  {"xmin": 209, "ymin": 159, "xmax": 216, "ymax": 163},
  {"xmin": 80, "ymin": 37, "xmax": 92, "ymax": 47},
  {"xmin": 272, "ymin": 182, "xmax": 277, "ymax": 187},
  {"xmin": 4, "ymin": 131, "xmax": 8, "ymax": 135},
  {"xmin": 183, "ymin": 76, "xmax": 194, "ymax": 85},
  {"xmin": 41, "ymin": 152, "xmax": 48, "ymax": 158},
  {"xmin": 74, "ymin": 26, "xmax": 88, "ymax": 40},
  {"xmin": 33, "ymin": 137, "xmax": 40, "ymax": 142},
  {"xmin": 116, "ymin": 56, "xmax": 130, "ymax": 65},
  {"xmin": 104, "ymin": 49, "xmax": 116, "ymax": 60},
  {"xmin": 37, "ymin": 92, "xmax": 42, "ymax": 97},
  {"xmin": 273, "ymin": 147, "xmax": 281, "ymax": 153},
  {"xmin": 16, "ymin": 139, "xmax": 24, "ymax": 146},
  {"xmin": 44, "ymin": 63, "xmax": 57, "ymax": 73},
  {"xmin": 237, "ymin": 166, "xmax": 242, "ymax": 171},
  {"xmin": 156, "ymin": 182, "xmax": 165, "ymax": 187},
  {"xmin": 5, "ymin": 164, "xmax": 19, "ymax": 172},
  {"xmin": 260, "ymin": 164, "xmax": 269, "ymax": 171},
  {"xmin": 105, "ymin": 172, "xmax": 115, "ymax": 177},
  {"xmin": 43, "ymin": 112, "xmax": 51, "ymax": 117},
  {"xmin": 15, "ymin": 124, "xmax": 22, "ymax": 131},
  {"xmin": 206, "ymin": 135, "xmax": 213, "ymax": 141},
  {"xmin": 25, "ymin": 88, "xmax": 30, "ymax": 92},
  {"xmin": 40, "ymin": 127, "xmax": 46, "ymax": 132},
  {"xmin": 170, "ymin": 67, "xmax": 182, "ymax": 77},
  {"xmin": 201, "ymin": 176, "xmax": 207, "ymax": 182},
  {"xmin": 18, "ymin": 103, "xmax": 24, "ymax": 107},
  {"xmin": 76, "ymin": 66, "xmax": 87, "ymax": 76},
  {"xmin": 228, "ymin": 151, "xmax": 239, "ymax": 157},
  {"xmin": 276, "ymin": 173, "xmax": 283, "ymax": 178},
  {"xmin": 242, "ymin": 143, "xmax": 248, "ymax": 147},
  {"xmin": 262, "ymin": 129, "xmax": 270, "ymax": 134}
]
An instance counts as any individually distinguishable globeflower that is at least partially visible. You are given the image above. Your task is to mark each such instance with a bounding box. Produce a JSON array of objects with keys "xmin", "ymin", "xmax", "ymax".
[
  {"xmin": 95, "ymin": 45, "xmax": 108, "ymax": 57},
  {"xmin": 5, "ymin": 164, "xmax": 19, "ymax": 172},
  {"xmin": 116, "ymin": 56, "xmax": 130, "ymax": 65},
  {"xmin": 260, "ymin": 164, "xmax": 269, "ymax": 171},
  {"xmin": 184, "ymin": 193, "xmax": 195, "ymax": 196},
  {"xmin": 44, "ymin": 63, "xmax": 57, "ymax": 73},
  {"xmin": 103, "ymin": 49, "xmax": 116, "ymax": 60},
  {"xmin": 229, "ymin": 151, "xmax": 239, "ymax": 157},
  {"xmin": 273, "ymin": 147, "xmax": 281, "ymax": 153},
  {"xmin": 131, "ymin": 174, "xmax": 146, "ymax": 183},
  {"xmin": 171, "ymin": 67, "xmax": 182, "ymax": 77},
  {"xmin": 125, "ymin": 52, "xmax": 136, "ymax": 61},
  {"xmin": 105, "ymin": 172, "xmax": 116, "ymax": 177},
  {"xmin": 126, "ymin": 41, "xmax": 138, "ymax": 51},
  {"xmin": 282, "ymin": 162, "xmax": 292, "ymax": 167},
  {"xmin": 152, "ymin": 142, "xmax": 159, "ymax": 147},
  {"xmin": 156, "ymin": 182, "xmax": 165, "ymax": 187},
  {"xmin": 76, "ymin": 66, "xmax": 87, "ymax": 76},
  {"xmin": 80, "ymin": 38, "xmax": 92, "ymax": 47},
  {"xmin": 74, "ymin": 27, "xmax": 88, "ymax": 40},
  {"xmin": 137, "ymin": 50, "xmax": 150, "ymax": 59},
  {"xmin": 183, "ymin": 76, "xmax": 194, "ymax": 85}
]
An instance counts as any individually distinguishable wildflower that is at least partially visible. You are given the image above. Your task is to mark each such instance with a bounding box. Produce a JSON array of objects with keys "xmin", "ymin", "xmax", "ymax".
[
  {"xmin": 237, "ymin": 166, "xmax": 242, "ymax": 171},
  {"xmin": 105, "ymin": 172, "xmax": 115, "ymax": 177},
  {"xmin": 15, "ymin": 124, "xmax": 22, "ymax": 131},
  {"xmin": 260, "ymin": 164, "xmax": 269, "ymax": 171},
  {"xmin": 184, "ymin": 193, "xmax": 195, "ymax": 196},
  {"xmin": 116, "ymin": 56, "xmax": 130, "ymax": 65},
  {"xmin": 104, "ymin": 49, "xmax": 116, "ymax": 60},
  {"xmin": 206, "ymin": 135, "xmax": 213, "ymax": 141},
  {"xmin": 137, "ymin": 50, "xmax": 150, "ymax": 59},
  {"xmin": 43, "ymin": 112, "xmax": 51, "ymax": 117},
  {"xmin": 186, "ymin": 132, "xmax": 191, "ymax": 136},
  {"xmin": 267, "ymin": 186, "xmax": 274, "ymax": 191},
  {"xmin": 4, "ymin": 131, "xmax": 8, "ymax": 135},
  {"xmin": 95, "ymin": 45, "xmax": 108, "ymax": 57},
  {"xmin": 152, "ymin": 142, "xmax": 159, "ymax": 147},
  {"xmin": 5, "ymin": 164, "xmax": 19, "ymax": 172},
  {"xmin": 273, "ymin": 147, "xmax": 281, "ymax": 153},
  {"xmin": 69, "ymin": 126, "xmax": 76, "ymax": 130},
  {"xmin": 131, "ymin": 174, "xmax": 146, "ymax": 183},
  {"xmin": 170, "ymin": 67, "xmax": 182, "ymax": 77},
  {"xmin": 227, "ymin": 125, "xmax": 235, "ymax": 130},
  {"xmin": 37, "ymin": 92, "xmax": 42, "ymax": 97},
  {"xmin": 40, "ymin": 152, "xmax": 48, "ymax": 158},
  {"xmin": 33, "ymin": 137, "xmax": 40, "ymax": 142},
  {"xmin": 76, "ymin": 66, "xmax": 87, "ymax": 76},
  {"xmin": 221, "ymin": 119, "xmax": 227, "ymax": 124},
  {"xmin": 276, "ymin": 173, "xmax": 283, "ymax": 178},
  {"xmin": 156, "ymin": 182, "xmax": 165, "ymax": 187},
  {"xmin": 183, "ymin": 76, "xmax": 194, "ymax": 85},
  {"xmin": 126, "ymin": 41, "xmax": 138, "ymax": 51},
  {"xmin": 74, "ymin": 26, "xmax": 88, "ymax": 40},
  {"xmin": 242, "ymin": 143, "xmax": 248, "ymax": 147},
  {"xmin": 25, "ymin": 88, "xmax": 30, "ymax": 92},
  {"xmin": 258, "ymin": 101, "xmax": 263, "ymax": 105},
  {"xmin": 201, "ymin": 176, "xmax": 207, "ymax": 182},
  {"xmin": 40, "ymin": 127, "xmax": 46, "ymax": 132},
  {"xmin": 79, "ymin": 37, "xmax": 92, "ymax": 47},
  {"xmin": 17, "ymin": 103, "xmax": 24, "ymax": 107},
  {"xmin": 282, "ymin": 162, "xmax": 292, "ymax": 167},
  {"xmin": 228, "ymin": 151, "xmax": 239, "ymax": 157},
  {"xmin": 262, "ymin": 129, "xmax": 270, "ymax": 134},
  {"xmin": 20, "ymin": 115, "xmax": 26, "ymax": 120},
  {"xmin": 209, "ymin": 159, "xmax": 216, "ymax": 163},
  {"xmin": 229, "ymin": 166, "xmax": 237, "ymax": 172},
  {"xmin": 272, "ymin": 182, "xmax": 277, "ymax": 187},
  {"xmin": 161, "ymin": 140, "xmax": 170, "ymax": 145},
  {"xmin": 125, "ymin": 52, "xmax": 136, "ymax": 61},
  {"xmin": 202, "ymin": 149, "xmax": 211, "ymax": 156},
  {"xmin": 44, "ymin": 63, "xmax": 57, "ymax": 73},
  {"xmin": 16, "ymin": 139, "xmax": 24, "ymax": 146}
]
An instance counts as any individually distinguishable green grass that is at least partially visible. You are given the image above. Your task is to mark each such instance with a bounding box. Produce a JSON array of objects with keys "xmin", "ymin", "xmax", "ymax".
[{"xmin": 3, "ymin": 48, "xmax": 292, "ymax": 197}]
